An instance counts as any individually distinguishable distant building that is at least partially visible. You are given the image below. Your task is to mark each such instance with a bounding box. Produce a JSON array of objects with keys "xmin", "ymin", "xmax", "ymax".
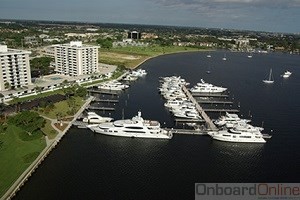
[
  {"xmin": 0, "ymin": 45, "xmax": 32, "ymax": 91},
  {"xmin": 52, "ymin": 41, "xmax": 99, "ymax": 76},
  {"xmin": 127, "ymin": 31, "xmax": 141, "ymax": 40},
  {"xmin": 24, "ymin": 36, "xmax": 38, "ymax": 46}
]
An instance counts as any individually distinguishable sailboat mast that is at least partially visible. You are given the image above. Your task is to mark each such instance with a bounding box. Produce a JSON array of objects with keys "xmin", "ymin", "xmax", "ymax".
[{"xmin": 269, "ymin": 69, "xmax": 272, "ymax": 81}]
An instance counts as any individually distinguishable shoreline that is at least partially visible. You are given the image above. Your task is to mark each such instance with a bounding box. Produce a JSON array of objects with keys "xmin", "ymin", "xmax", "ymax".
[{"xmin": 1, "ymin": 96, "xmax": 94, "ymax": 200}]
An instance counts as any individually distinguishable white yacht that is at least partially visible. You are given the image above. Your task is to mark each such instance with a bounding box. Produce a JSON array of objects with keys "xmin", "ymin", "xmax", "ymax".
[
  {"xmin": 131, "ymin": 69, "xmax": 147, "ymax": 77},
  {"xmin": 98, "ymin": 81, "xmax": 129, "ymax": 91},
  {"xmin": 208, "ymin": 129, "xmax": 266, "ymax": 143},
  {"xmin": 190, "ymin": 79, "xmax": 227, "ymax": 93},
  {"xmin": 282, "ymin": 70, "xmax": 292, "ymax": 78},
  {"xmin": 214, "ymin": 112, "xmax": 251, "ymax": 127},
  {"xmin": 82, "ymin": 112, "xmax": 113, "ymax": 124},
  {"xmin": 87, "ymin": 111, "xmax": 172, "ymax": 139},
  {"xmin": 230, "ymin": 122, "xmax": 264, "ymax": 134}
]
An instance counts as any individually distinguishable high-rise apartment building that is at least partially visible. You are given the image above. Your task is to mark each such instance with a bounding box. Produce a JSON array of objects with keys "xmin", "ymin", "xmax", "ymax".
[
  {"xmin": 0, "ymin": 45, "xmax": 32, "ymax": 91},
  {"xmin": 53, "ymin": 41, "xmax": 99, "ymax": 76}
]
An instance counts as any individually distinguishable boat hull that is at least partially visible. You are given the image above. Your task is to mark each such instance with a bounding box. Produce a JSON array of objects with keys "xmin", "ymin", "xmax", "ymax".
[
  {"xmin": 211, "ymin": 134, "xmax": 266, "ymax": 143},
  {"xmin": 89, "ymin": 126, "xmax": 172, "ymax": 139}
]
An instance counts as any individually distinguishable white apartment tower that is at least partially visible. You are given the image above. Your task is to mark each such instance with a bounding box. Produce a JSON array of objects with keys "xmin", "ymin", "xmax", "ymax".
[
  {"xmin": 0, "ymin": 45, "xmax": 32, "ymax": 91},
  {"xmin": 54, "ymin": 41, "xmax": 99, "ymax": 76}
]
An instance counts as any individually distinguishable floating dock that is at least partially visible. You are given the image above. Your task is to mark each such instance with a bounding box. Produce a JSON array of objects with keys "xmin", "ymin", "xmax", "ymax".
[
  {"xmin": 197, "ymin": 100, "xmax": 233, "ymax": 105},
  {"xmin": 174, "ymin": 118, "xmax": 205, "ymax": 123},
  {"xmin": 86, "ymin": 106, "xmax": 115, "ymax": 111},
  {"xmin": 92, "ymin": 99, "xmax": 119, "ymax": 103},
  {"xmin": 165, "ymin": 128, "xmax": 207, "ymax": 135},
  {"xmin": 203, "ymin": 108, "xmax": 239, "ymax": 113},
  {"xmin": 87, "ymin": 89, "xmax": 119, "ymax": 95},
  {"xmin": 191, "ymin": 93, "xmax": 229, "ymax": 98}
]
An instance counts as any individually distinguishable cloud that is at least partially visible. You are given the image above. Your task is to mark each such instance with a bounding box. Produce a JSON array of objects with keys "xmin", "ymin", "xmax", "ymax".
[{"xmin": 151, "ymin": 0, "xmax": 300, "ymax": 11}]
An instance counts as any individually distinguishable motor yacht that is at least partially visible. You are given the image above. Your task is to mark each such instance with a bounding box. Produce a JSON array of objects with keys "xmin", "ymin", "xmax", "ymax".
[
  {"xmin": 190, "ymin": 79, "xmax": 227, "ymax": 93},
  {"xmin": 214, "ymin": 112, "xmax": 251, "ymax": 127},
  {"xmin": 82, "ymin": 112, "xmax": 113, "ymax": 124},
  {"xmin": 207, "ymin": 129, "xmax": 266, "ymax": 143},
  {"xmin": 282, "ymin": 70, "xmax": 292, "ymax": 78},
  {"xmin": 87, "ymin": 111, "xmax": 172, "ymax": 139}
]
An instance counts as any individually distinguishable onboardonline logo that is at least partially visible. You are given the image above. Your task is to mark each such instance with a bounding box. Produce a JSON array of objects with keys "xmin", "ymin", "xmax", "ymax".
[{"xmin": 195, "ymin": 183, "xmax": 300, "ymax": 200}]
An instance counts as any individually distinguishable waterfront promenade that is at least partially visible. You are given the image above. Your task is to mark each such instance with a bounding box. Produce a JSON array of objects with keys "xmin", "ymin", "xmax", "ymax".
[{"xmin": 1, "ymin": 96, "xmax": 94, "ymax": 200}]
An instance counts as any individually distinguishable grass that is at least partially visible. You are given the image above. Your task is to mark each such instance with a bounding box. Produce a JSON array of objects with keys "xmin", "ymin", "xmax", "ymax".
[
  {"xmin": 38, "ymin": 96, "xmax": 85, "ymax": 119},
  {"xmin": 0, "ymin": 125, "xmax": 46, "ymax": 197},
  {"xmin": 99, "ymin": 46, "xmax": 206, "ymax": 69},
  {"xmin": 41, "ymin": 119, "xmax": 58, "ymax": 140}
]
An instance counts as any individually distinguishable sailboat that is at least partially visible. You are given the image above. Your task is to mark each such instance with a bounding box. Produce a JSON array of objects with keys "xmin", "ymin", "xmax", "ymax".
[{"xmin": 263, "ymin": 68, "xmax": 274, "ymax": 84}]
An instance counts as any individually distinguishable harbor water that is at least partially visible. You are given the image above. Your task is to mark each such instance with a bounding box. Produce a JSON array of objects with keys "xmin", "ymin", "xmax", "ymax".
[{"xmin": 13, "ymin": 51, "xmax": 300, "ymax": 200}]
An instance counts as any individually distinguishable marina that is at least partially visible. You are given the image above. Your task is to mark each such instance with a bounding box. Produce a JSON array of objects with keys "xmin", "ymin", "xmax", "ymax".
[{"xmin": 12, "ymin": 51, "xmax": 300, "ymax": 200}]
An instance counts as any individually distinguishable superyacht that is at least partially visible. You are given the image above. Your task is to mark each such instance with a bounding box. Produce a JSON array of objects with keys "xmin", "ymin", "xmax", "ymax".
[{"xmin": 87, "ymin": 111, "xmax": 172, "ymax": 139}]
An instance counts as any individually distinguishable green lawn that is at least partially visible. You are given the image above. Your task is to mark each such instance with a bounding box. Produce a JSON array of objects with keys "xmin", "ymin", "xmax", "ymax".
[
  {"xmin": 99, "ymin": 46, "xmax": 207, "ymax": 68},
  {"xmin": 41, "ymin": 119, "xmax": 58, "ymax": 140},
  {"xmin": 0, "ymin": 125, "xmax": 46, "ymax": 197},
  {"xmin": 38, "ymin": 96, "xmax": 85, "ymax": 119}
]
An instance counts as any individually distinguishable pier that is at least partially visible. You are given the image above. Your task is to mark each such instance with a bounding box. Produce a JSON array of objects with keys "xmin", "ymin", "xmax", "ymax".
[
  {"xmin": 191, "ymin": 93, "xmax": 229, "ymax": 98},
  {"xmin": 197, "ymin": 100, "xmax": 233, "ymax": 105},
  {"xmin": 87, "ymin": 106, "xmax": 115, "ymax": 111},
  {"xmin": 165, "ymin": 128, "xmax": 207, "ymax": 135},
  {"xmin": 182, "ymin": 86, "xmax": 218, "ymax": 131},
  {"xmin": 203, "ymin": 108, "xmax": 239, "ymax": 113},
  {"xmin": 92, "ymin": 99, "xmax": 119, "ymax": 103},
  {"xmin": 87, "ymin": 89, "xmax": 119, "ymax": 95},
  {"xmin": 174, "ymin": 118, "xmax": 205, "ymax": 123}
]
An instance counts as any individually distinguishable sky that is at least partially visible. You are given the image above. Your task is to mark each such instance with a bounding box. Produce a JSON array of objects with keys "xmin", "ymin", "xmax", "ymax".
[{"xmin": 0, "ymin": 0, "xmax": 300, "ymax": 33}]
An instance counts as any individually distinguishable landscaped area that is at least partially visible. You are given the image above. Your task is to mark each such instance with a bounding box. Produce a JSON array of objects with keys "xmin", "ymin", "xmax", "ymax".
[
  {"xmin": 0, "ymin": 125, "xmax": 46, "ymax": 197},
  {"xmin": 99, "ymin": 46, "xmax": 204, "ymax": 68}
]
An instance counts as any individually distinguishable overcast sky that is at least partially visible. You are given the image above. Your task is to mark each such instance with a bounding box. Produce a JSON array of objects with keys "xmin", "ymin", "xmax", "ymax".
[{"xmin": 1, "ymin": 0, "xmax": 300, "ymax": 33}]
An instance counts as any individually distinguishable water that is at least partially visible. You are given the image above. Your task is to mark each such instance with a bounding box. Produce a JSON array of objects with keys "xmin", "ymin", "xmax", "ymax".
[{"xmin": 14, "ymin": 51, "xmax": 300, "ymax": 200}]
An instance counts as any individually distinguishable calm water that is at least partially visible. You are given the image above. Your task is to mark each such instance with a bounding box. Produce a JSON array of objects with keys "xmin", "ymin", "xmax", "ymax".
[{"xmin": 14, "ymin": 51, "xmax": 300, "ymax": 200}]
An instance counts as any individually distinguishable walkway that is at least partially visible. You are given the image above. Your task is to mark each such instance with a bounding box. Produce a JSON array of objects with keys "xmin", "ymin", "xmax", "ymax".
[{"xmin": 182, "ymin": 86, "xmax": 218, "ymax": 131}]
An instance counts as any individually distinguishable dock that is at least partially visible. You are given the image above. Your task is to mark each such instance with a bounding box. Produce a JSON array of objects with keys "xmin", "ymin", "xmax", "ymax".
[
  {"xmin": 197, "ymin": 100, "xmax": 233, "ymax": 105},
  {"xmin": 87, "ymin": 89, "xmax": 119, "ymax": 95},
  {"xmin": 182, "ymin": 86, "xmax": 218, "ymax": 131},
  {"xmin": 92, "ymin": 99, "xmax": 119, "ymax": 103},
  {"xmin": 191, "ymin": 93, "xmax": 229, "ymax": 98},
  {"xmin": 174, "ymin": 118, "xmax": 205, "ymax": 123},
  {"xmin": 203, "ymin": 108, "xmax": 239, "ymax": 113},
  {"xmin": 165, "ymin": 128, "xmax": 207, "ymax": 135},
  {"xmin": 87, "ymin": 106, "xmax": 115, "ymax": 111}
]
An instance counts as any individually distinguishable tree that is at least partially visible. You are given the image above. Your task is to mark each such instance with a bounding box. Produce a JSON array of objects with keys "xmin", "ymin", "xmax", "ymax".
[
  {"xmin": 96, "ymin": 38, "xmax": 113, "ymax": 49},
  {"xmin": 75, "ymin": 86, "xmax": 87, "ymax": 97},
  {"xmin": 8, "ymin": 111, "xmax": 46, "ymax": 135}
]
